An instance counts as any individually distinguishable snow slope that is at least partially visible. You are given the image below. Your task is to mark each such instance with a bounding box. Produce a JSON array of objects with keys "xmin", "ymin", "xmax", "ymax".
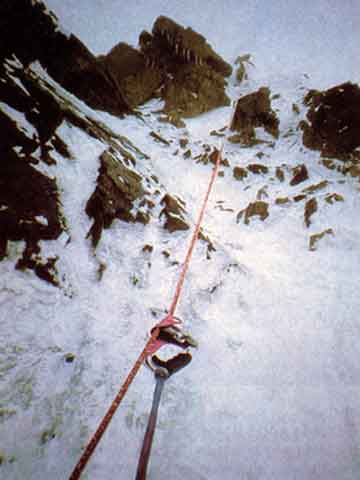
[{"xmin": 1, "ymin": 4, "xmax": 360, "ymax": 480}]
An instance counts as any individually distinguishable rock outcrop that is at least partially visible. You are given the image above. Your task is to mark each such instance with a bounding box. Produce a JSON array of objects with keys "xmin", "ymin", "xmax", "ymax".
[
  {"xmin": 1, "ymin": 2, "xmax": 210, "ymax": 285},
  {"xmin": 97, "ymin": 43, "xmax": 162, "ymax": 109},
  {"xmin": 230, "ymin": 87, "xmax": 279, "ymax": 144},
  {"xmin": 151, "ymin": 16, "xmax": 232, "ymax": 77},
  {"xmin": 234, "ymin": 54, "xmax": 254, "ymax": 84},
  {"xmin": 233, "ymin": 166, "xmax": 248, "ymax": 181},
  {"xmin": 2, "ymin": 2, "xmax": 232, "ymax": 120},
  {"xmin": 100, "ymin": 15, "xmax": 232, "ymax": 116},
  {"xmin": 161, "ymin": 63, "xmax": 229, "ymax": 118},
  {"xmin": 0, "ymin": 55, "xmax": 160, "ymax": 284},
  {"xmin": 0, "ymin": 46, "xmax": 196, "ymax": 284},
  {"xmin": 86, "ymin": 150, "xmax": 154, "ymax": 248},
  {"xmin": 304, "ymin": 198, "xmax": 318, "ymax": 227},
  {"xmin": 0, "ymin": 57, "xmax": 69, "ymax": 284},
  {"xmin": 0, "ymin": 149, "xmax": 63, "ymax": 285},
  {"xmin": 160, "ymin": 194, "xmax": 190, "ymax": 233},
  {"xmin": 309, "ymin": 229, "xmax": 334, "ymax": 251},
  {"xmin": 237, "ymin": 201, "xmax": 269, "ymax": 225},
  {"xmin": 0, "ymin": 0, "xmax": 131, "ymax": 116},
  {"xmin": 290, "ymin": 164, "xmax": 309, "ymax": 186},
  {"xmin": 301, "ymin": 82, "xmax": 360, "ymax": 159}
]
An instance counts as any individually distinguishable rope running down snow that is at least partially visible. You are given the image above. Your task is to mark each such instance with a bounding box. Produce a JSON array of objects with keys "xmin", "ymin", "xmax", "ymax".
[
  {"xmin": 68, "ymin": 328, "xmax": 161, "ymax": 480},
  {"xmin": 68, "ymin": 104, "xmax": 237, "ymax": 480},
  {"xmin": 167, "ymin": 101, "xmax": 237, "ymax": 317}
]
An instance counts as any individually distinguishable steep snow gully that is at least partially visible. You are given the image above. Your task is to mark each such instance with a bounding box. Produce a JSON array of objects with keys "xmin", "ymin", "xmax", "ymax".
[{"xmin": 1, "ymin": 2, "xmax": 360, "ymax": 480}]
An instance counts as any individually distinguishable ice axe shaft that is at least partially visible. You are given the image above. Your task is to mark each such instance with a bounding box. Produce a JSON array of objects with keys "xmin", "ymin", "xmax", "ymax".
[
  {"xmin": 135, "ymin": 369, "xmax": 167, "ymax": 480},
  {"xmin": 135, "ymin": 352, "xmax": 192, "ymax": 480}
]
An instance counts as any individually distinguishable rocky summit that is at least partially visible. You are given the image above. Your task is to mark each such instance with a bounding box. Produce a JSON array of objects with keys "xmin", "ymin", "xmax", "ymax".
[{"xmin": 98, "ymin": 15, "xmax": 232, "ymax": 118}]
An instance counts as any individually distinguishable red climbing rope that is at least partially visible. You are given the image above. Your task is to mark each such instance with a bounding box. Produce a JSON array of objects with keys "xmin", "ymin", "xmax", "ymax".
[
  {"xmin": 68, "ymin": 328, "xmax": 160, "ymax": 480},
  {"xmin": 168, "ymin": 145, "xmax": 223, "ymax": 317},
  {"xmin": 68, "ymin": 146, "xmax": 224, "ymax": 480}
]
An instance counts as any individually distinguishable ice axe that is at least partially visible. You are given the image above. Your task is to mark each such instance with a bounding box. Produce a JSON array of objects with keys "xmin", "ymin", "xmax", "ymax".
[{"xmin": 135, "ymin": 349, "xmax": 193, "ymax": 480}]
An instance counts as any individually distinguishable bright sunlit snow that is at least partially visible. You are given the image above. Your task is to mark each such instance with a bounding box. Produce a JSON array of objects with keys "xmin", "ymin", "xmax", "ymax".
[{"xmin": 1, "ymin": 2, "xmax": 360, "ymax": 480}]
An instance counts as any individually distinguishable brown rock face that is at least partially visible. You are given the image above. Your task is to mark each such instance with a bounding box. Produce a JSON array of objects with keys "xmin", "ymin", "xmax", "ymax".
[
  {"xmin": 152, "ymin": 16, "xmax": 232, "ymax": 77},
  {"xmin": 0, "ymin": 59, "xmax": 66, "ymax": 284},
  {"xmin": 0, "ymin": 0, "xmax": 130, "ymax": 117},
  {"xmin": 196, "ymin": 147, "xmax": 229, "ymax": 167},
  {"xmin": 137, "ymin": 16, "xmax": 231, "ymax": 115},
  {"xmin": 275, "ymin": 167, "xmax": 285, "ymax": 182},
  {"xmin": 98, "ymin": 43, "xmax": 162, "ymax": 108},
  {"xmin": 0, "ymin": 53, "xmax": 154, "ymax": 283},
  {"xmin": 97, "ymin": 15, "xmax": 232, "ymax": 115},
  {"xmin": 325, "ymin": 193, "xmax": 344, "ymax": 204},
  {"xmin": 304, "ymin": 198, "xmax": 318, "ymax": 227},
  {"xmin": 301, "ymin": 82, "xmax": 360, "ymax": 159},
  {"xmin": 309, "ymin": 229, "xmax": 334, "ymax": 251},
  {"xmin": 162, "ymin": 63, "xmax": 229, "ymax": 118},
  {"xmin": 231, "ymin": 87, "xmax": 280, "ymax": 139},
  {"xmin": 233, "ymin": 167, "xmax": 248, "ymax": 181},
  {"xmin": 0, "ymin": 151, "xmax": 63, "ymax": 259},
  {"xmin": 55, "ymin": 36, "xmax": 131, "ymax": 117},
  {"xmin": 247, "ymin": 164, "xmax": 269, "ymax": 174},
  {"xmin": 86, "ymin": 150, "xmax": 152, "ymax": 248},
  {"xmin": 275, "ymin": 197, "xmax": 290, "ymax": 205},
  {"xmin": 290, "ymin": 164, "xmax": 309, "ymax": 186},
  {"xmin": 302, "ymin": 181, "xmax": 328, "ymax": 194},
  {"xmin": 0, "ymin": 145, "xmax": 63, "ymax": 286},
  {"xmin": 151, "ymin": 16, "xmax": 232, "ymax": 116},
  {"xmin": 237, "ymin": 201, "xmax": 269, "ymax": 225},
  {"xmin": 2, "ymin": 3, "xmax": 232, "ymax": 118},
  {"xmin": 160, "ymin": 194, "xmax": 190, "ymax": 233}
]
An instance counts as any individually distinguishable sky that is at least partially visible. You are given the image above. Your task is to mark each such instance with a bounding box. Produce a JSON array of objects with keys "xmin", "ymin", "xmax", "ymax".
[{"xmin": 46, "ymin": 0, "xmax": 360, "ymax": 84}]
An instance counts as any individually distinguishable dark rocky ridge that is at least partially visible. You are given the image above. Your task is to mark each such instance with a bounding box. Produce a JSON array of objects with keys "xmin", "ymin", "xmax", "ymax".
[
  {"xmin": 0, "ymin": 0, "xmax": 131, "ymax": 117},
  {"xmin": 99, "ymin": 15, "xmax": 232, "ymax": 118},
  {"xmin": 0, "ymin": 55, "xmax": 178, "ymax": 285},
  {"xmin": 0, "ymin": 58, "xmax": 65, "ymax": 284},
  {"xmin": 1, "ymin": 1, "xmax": 231, "ymax": 285},
  {"xmin": 1, "ymin": 2, "xmax": 232, "ymax": 120},
  {"xmin": 0, "ymin": 149, "xmax": 63, "ymax": 285},
  {"xmin": 151, "ymin": 16, "xmax": 232, "ymax": 77}
]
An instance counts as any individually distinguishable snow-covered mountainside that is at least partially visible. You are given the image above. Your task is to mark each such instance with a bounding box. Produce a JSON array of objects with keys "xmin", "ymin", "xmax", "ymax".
[{"xmin": 1, "ymin": 2, "xmax": 360, "ymax": 479}]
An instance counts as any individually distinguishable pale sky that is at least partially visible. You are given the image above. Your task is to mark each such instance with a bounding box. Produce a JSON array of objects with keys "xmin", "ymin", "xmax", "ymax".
[{"xmin": 45, "ymin": 0, "xmax": 359, "ymax": 85}]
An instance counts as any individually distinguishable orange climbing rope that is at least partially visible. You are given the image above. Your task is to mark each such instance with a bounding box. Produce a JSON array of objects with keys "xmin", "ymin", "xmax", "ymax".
[{"xmin": 68, "ymin": 129, "xmax": 231, "ymax": 479}]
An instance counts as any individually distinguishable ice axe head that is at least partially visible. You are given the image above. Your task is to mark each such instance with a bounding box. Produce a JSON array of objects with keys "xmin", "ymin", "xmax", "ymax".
[{"xmin": 146, "ymin": 351, "xmax": 192, "ymax": 377}]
